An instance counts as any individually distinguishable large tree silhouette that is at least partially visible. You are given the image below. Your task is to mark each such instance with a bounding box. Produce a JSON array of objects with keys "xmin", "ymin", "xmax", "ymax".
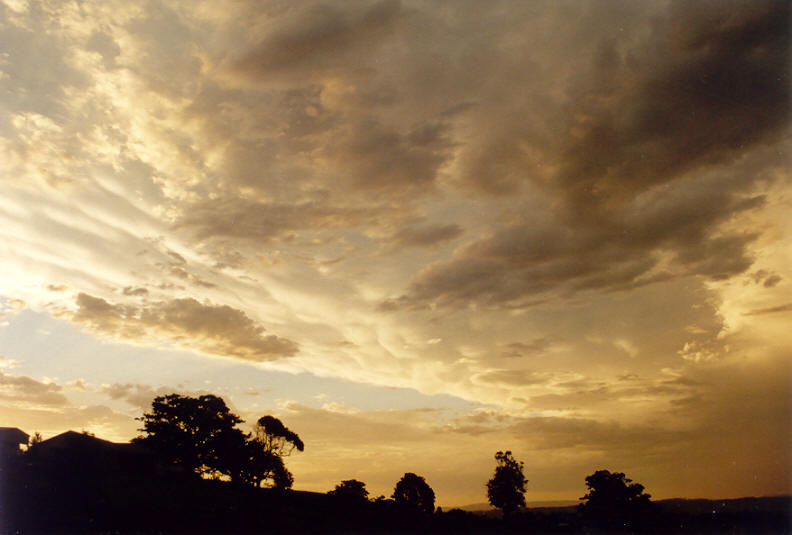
[
  {"xmin": 579, "ymin": 469, "xmax": 654, "ymax": 531},
  {"xmin": 393, "ymin": 472, "xmax": 435, "ymax": 515},
  {"xmin": 135, "ymin": 394, "xmax": 302, "ymax": 489},
  {"xmin": 486, "ymin": 450, "xmax": 527, "ymax": 517},
  {"xmin": 134, "ymin": 393, "xmax": 244, "ymax": 477}
]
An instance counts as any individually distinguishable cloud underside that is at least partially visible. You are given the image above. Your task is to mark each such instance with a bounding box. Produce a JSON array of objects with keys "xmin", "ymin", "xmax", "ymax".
[
  {"xmin": 0, "ymin": 0, "xmax": 786, "ymax": 309},
  {"xmin": 384, "ymin": 0, "xmax": 789, "ymax": 308},
  {"xmin": 71, "ymin": 293, "xmax": 297, "ymax": 360}
]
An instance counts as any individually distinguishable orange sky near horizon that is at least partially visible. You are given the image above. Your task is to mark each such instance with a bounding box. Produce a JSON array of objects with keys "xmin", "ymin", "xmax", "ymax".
[{"xmin": 0, "ymin": 0, "xmax": 789, "ymax": 507}]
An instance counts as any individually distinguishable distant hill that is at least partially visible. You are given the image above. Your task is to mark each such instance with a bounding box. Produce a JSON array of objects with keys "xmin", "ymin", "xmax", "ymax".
[
  {"xmin": 451, "ymin": 499, "xmax": 578, "ymax": 512},
  {"xmin": 656, "ymin": 495, "xmax": 791, "ymax": 515},
  {"xmin": 452, "ymin": 495, "xmax": 791, "ymax": 515}
]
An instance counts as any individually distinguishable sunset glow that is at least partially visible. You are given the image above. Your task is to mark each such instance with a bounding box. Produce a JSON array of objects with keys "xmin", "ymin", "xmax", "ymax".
[{"xmin": 0, "ymin": 0, "xmax": 789, "ymax": 507}]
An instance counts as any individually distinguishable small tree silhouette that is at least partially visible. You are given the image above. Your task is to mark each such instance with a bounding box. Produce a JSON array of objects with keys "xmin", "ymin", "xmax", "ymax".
[
  {"xmin": 487, "ymin": 450, "xmax": 527, "ymax": 518},
  {"xmin": 393, "ymin": 472, "xmax": 435, "ymax": 515}
]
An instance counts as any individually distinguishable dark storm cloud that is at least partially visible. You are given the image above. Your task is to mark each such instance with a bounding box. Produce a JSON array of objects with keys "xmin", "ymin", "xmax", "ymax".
[
  {"xmin": 176, "ymin": 198, "xmax": 374, "ymax": 242},
  {"xmin": 315, "ymin": 117, "xmax": 453, "ymax": 194},
  {"xmin": 389, "ymin": 223, "xmax": 463, "ymax": 248},
  {"xmin": 72, "ymin": 293, "xmax": 298, "ymax": 360},
  {"xmin": 229, "ymin": 0, "xmax": 401, "ymax": 80},
  {"xmin": 746, "ymin": 270, "xmax": 783, "ymax": 288},
  {"xmin": 386, "ymin": 0, "xmax": 787, "ymax": 309},
  {"xmin": 556, "ymin": 0, "xmax": 789, "ymax": 216},
  {"xmin": 393, "ymin": 190, "xmax": 762, "ymax": 308}
]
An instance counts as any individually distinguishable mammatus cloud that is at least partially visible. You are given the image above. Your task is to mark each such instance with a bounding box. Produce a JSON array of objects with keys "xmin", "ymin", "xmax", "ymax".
[{"xmin": 71, "ymin": 293, "xmax": 298, "ymax": 361}]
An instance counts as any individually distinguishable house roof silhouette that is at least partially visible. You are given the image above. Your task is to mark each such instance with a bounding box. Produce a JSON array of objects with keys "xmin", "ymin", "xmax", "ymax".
[
  {"xmin": 0, "ymin": 427, "xmax": 29, "ymax": 451},
  {"xmin": 38, "ymin": 430, "xmax": 130, "ymax": 451}
]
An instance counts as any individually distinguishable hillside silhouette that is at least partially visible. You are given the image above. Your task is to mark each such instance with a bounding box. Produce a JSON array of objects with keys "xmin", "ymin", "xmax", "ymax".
[{"xmin": 1, "ymin": 395, "xmax": 789, "ymax": 534}]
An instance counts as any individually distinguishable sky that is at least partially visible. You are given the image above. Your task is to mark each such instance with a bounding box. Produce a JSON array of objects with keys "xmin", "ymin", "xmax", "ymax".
[{"xmin": 0, "ymin": 0, "xmax": 789, "ymax": 507}]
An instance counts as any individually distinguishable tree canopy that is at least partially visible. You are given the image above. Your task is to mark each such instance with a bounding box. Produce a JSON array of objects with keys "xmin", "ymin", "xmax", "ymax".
[
  {"xmin": 135, "ymin": 394, "xmax": 301, "ymax": 489},
  {"xmin": 486, "ymin": 450, "xmax": 527, "ymax": 517},
  {"xmin": 392, "ymin": 472, "xmax": 435, "ymax": 515},
  {"xmin": 329, "ymin": 479, "xmax": 369, "ymax": 502},
  {"xmin": 579, "ymin": 469, "xmax": 654, "ymax": 531},
  {"xmin": 134, "ymin": 393, "xmax": 245, "ymax": 476},
  {"xmin": 254, "ymin": 415, "xmax": 304, "ymax": 457}
]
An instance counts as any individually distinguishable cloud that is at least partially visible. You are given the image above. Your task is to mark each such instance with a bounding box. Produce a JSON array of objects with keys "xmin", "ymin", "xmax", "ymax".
[
  {"xmin": 473, "ymin": 369, "xmax": 545, "ymax": 388},
  {"xmin": 122, "ymin": 286, "xmax": 149, "ymax": 296},
  {"xmin": 553, "ymin": 0, "xmax": 789, "ymax": 216},
  {"xmin": 71, "ymin": 293, "xmax": 298, "ymax": 361},
  {"xmin": 501, "ymin": 339, "xmax": 553, "ymax": 358},
  {"xmin": 390, "ymin": 162, "xmax": 771, "ymax": 309},
  {"xmin": 743, "ymin": 303, "xmax": 792, "ymax": 316},
  {"xmin": 376, "ymin": 1, "xmax": 787, "ymax": 309},
  {"xmin": 0, "ymin": 369, "xmax": 68, "ymax": 406},
  {"xmin": 100, "ymin": 382, "xmax": 175, "ymax": 409},
  {"xmin": 0, "ymin": 0, "xmax": 788, "ymax": 504},
  {"xmin": 176, "ymin": 198, "xmax": 374, "ymax": 243},
  {"xmin": 388, "ymin": 223, "xmax": 463, "ymax": 248},
  {"xmin": 227, "ymin": 0, "xmax": 402, "ymax": 82}
]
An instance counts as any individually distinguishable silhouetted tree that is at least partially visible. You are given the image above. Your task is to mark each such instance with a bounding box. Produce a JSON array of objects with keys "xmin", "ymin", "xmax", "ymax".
[
  {"xmin": 254, "ymin": 415, "xmax": 304, "ymax": 456},
  {"xmin": 247, "ymin": 415, "xmax": 303, "ymax": 489},
  {"xmin": 134, "ymin": 393, "xmax": 244, "ymax": 477},
  {"xmin": 579, "ymin": 469, "xmax": 654, "ymax": 532},
  {"xmin": 393, "ymin": 472, "xmax": 435, "ymax": 515},
  {"xmin": 230, "ymin": 440, "xmax": 278, "ymax": 487},
  {"xmin": 487, "ymin": 450, "xmax": 527, "ymax": 518},
  {"xmin": 27, "ymin": 432, "xmax": 43, "ymax": 454},
  {"xmin": 329, "ymin": 479, "xmax": 369, "ymax": 502}
]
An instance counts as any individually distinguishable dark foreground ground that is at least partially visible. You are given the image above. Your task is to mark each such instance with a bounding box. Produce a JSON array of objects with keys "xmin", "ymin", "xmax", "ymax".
[{"xmin": 1, "ymin": 452, "xmax": 789, "ymax": 534}]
